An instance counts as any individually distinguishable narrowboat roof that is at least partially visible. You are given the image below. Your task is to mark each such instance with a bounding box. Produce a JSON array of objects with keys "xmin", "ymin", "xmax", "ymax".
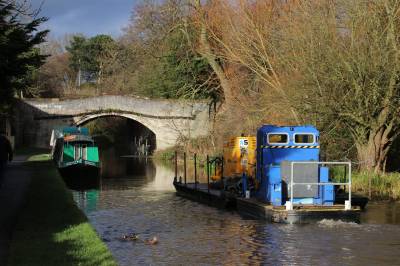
[
  {"xmin": 63, "ymin": 134, "xmax": 94, "ymax": 143},
  {"xmin": 50, "ymin": 127, "xmax": 91, "ymax": 147},
  {"xmin": 62, "ymin": 127, "xmax": 89, "ymax": 135}
]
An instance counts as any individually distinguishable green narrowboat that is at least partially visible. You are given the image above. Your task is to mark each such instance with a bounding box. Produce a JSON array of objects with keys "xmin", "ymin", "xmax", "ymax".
[{"xmin": 51, "ymin": 127, "xmax": 100, "ymax": 178}]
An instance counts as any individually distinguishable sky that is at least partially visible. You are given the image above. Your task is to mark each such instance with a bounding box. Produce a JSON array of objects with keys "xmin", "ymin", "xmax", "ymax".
[{"xmin": 30, "ymin": 0, "xmax": 139, "ymax": 38}]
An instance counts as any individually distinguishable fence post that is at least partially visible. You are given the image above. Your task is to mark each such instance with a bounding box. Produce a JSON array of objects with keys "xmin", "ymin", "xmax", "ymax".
[
  {"xmin": 221, "ymin": 156, "xmax": 224, "ymax": 189},
  {"xmin": 349, "ymin": 162, "xmax": 352, "ymax": 209},
  {"xmin": 207, "ymin": 155, "xmax": 210, "ymax": 194},
  {"xmin": 214, "ymin": 158, "xmax": 217, "ymax": 176},
  {"xmin": 174, "ymin": 151, "xmax": 178, "ymax": 182},
  {"xmin": 343, "ymin": 164, "xmax": 347, "ymax": 193},
  {"xmin": 184, "ymin": 152, "xmax": 187, "ymax": 186},
  {"xmin": 194, "ymin": 153, "xmax": 197, "ymax": 190}
]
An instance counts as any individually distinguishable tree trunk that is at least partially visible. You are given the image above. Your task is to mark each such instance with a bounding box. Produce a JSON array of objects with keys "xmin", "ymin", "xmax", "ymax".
[
  {"xmin": 356, "ymin": 142, "xmax": 375, "ymax": 170},
  {"xmin": 194, "ymin": 0, "xmax": 234, "ymax": 110},
  {"xmin": 97, "ymin": 65, "xmax": 103, "ymax": 85},
  {"xmin": 356, "ymin": 127, "xmax": 391, "ymax": 174}
]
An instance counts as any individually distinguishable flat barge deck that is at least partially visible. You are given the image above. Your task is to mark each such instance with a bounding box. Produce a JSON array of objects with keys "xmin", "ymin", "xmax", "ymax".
[
  {"xmin": 173, "ymin": 182, "xmax": 236, "ymax": 209},
  {"xmin": 173, "ymin": 181, "xmax": 361, "ymax": 224}
]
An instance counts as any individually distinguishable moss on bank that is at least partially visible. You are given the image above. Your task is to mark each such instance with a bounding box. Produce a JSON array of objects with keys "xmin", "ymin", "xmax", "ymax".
[{"xmin": 8, "ymin": 154, "xmax": 116, "ymax": 266}]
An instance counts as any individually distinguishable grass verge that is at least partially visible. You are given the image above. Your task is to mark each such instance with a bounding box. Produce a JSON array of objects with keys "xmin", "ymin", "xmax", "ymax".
[
  {"xmin": 332, "ymin": 166, "xmax": 400, "ymax": 200},
  {"xmin": 351, "ymin": 171, "xmax": 400, "ymax": 200},
  {"xmin": 14, "ymin": 147, "xmax": 50, "ymax": 158},
  {"xmin": 7, "ymin": 154, "xmax": 117, "ymax": 266}
]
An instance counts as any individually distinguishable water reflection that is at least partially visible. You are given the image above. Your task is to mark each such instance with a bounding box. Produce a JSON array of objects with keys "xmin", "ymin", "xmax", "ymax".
[
  {"xmin": 70, "ymin": 150, "xmax": 400, "ymax": 265},
  {"xmin": 100, "ymin": 148, "xmax": 156, "ymax": 180},
  {"xmin": 361, "ymin": 202, "xmax": 400, "ymax": 224},
  {"xmin": 73, "ymin": 190, "xmax": 99, "ymax": 213}
]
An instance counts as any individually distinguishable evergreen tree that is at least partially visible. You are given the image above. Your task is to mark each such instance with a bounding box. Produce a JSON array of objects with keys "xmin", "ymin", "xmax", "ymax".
[
  {"xmin": 0, "ymin": 0, "xmax": 48, "ymax": 114},
  {"xmin": 66, "ymin": 34, "xmax": 116, "ymax": 84}
]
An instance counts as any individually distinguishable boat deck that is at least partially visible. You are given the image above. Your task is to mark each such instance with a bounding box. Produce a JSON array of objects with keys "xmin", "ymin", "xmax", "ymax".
[
  {"xmin": 173, "ymin": 182, "xmax": 235, "ymax": 209},
  {"xmin": 181, "ymin": 183, "xmax": 223, "ymax": 196},
  {"xmin": 174, "ymin": 181, "xmax": 361, "ymax": 224}
]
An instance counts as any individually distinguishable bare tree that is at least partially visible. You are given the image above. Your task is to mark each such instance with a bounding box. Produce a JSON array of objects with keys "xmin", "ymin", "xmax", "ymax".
[
  {"xmin": 196, "ymin": 0, "xmax": 400, "ymax": 172},
  {"xmin": 198, "ymin": 0, "xmax": 301, "ymax": 122},
  {"xmin": 279, "ymin": 0, "xmax": 400, "ymax": 173},
  {"xmin": 193, "ymin": 0, "xmax": 234, "ymax": 109}
]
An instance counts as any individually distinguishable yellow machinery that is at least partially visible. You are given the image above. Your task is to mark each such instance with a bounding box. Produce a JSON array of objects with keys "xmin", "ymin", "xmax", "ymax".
[
  {"xmin": 210, "ymin": 136, "xmax": 257, "ymax": 182},
  {"xmin": 224, "ymin": 136, "xmax": 256, "ymax": 178}
]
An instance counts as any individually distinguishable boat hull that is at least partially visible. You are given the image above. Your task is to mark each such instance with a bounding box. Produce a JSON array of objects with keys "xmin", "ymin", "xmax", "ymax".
[
  {"xmin": 236, "ymin": 197, "xmax": 361, "ymax": 224},
  {"xmin": 173, "ymin": 181, "xmax": 236, "ymax": 209},
  {"xmin": 58, "ymin": 161, "xmax": 100, "ymax": 190},
  {"xmin": 174, "ymin": 181, "xmax": 362, "ymax": 224},
  {"xmin": 58, "ymin": 163, "xmax": 100, "ymax": 178}
]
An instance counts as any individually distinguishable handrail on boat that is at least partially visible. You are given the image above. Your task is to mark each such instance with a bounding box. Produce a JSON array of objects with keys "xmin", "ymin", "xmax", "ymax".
[
  {"xmin": 288, "ymin": 161, "xmax": 352, "ymax": 211},
  {"xmin": 174, "ymin": 151, "xmax": 224, "ymax": 194}
]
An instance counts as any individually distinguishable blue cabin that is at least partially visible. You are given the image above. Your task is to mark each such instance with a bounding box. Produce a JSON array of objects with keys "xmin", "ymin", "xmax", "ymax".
[{"xmin": 255, "ymin": 125, "xmax": 334, "ymax": 206}]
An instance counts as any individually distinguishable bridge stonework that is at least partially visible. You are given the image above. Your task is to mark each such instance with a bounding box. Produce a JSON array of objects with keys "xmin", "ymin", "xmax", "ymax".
[{"xmin": 15, "ymin": 96, "xmax": 211, "ymax": 150}]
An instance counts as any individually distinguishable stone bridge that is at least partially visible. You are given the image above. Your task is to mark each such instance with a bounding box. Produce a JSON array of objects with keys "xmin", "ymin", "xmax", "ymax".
[{"xmin": 14, "ymin": 95, "xmax": 212, "ymax": 150}]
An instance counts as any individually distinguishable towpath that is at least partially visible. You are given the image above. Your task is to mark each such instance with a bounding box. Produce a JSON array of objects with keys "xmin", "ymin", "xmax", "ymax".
[{"xmin": 0, "ymin": 155, "xmax": 31, "ymax": 265}]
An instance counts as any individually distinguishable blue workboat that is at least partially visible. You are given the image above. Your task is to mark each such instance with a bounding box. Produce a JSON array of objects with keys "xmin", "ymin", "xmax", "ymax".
[{"xmin": 173, "ymin": 125, "xmax": 367, "ymax": 224}]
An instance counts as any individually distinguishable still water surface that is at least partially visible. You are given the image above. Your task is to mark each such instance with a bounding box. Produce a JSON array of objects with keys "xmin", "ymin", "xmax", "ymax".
[{"xmin": 72, "ymin": 151, "xmax": 400, "ymax": 265}]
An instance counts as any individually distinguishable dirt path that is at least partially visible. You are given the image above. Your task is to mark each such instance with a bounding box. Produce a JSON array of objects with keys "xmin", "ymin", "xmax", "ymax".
[{"xmin": 0, "ymin": 155, "xmax": 31, "ymax": 265}]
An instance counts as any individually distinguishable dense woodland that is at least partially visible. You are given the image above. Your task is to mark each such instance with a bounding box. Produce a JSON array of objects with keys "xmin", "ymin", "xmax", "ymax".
[{"xmin": 2, "ymin": 0, "xmax": 400, "ymax": 175}]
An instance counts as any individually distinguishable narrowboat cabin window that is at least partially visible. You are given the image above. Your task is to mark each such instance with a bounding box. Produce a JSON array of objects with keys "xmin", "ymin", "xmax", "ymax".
[
  {"xmin": 294, "ymin": 133, "xmax": 315, "ymax": 144},
  {"xmin": 267, "ymin": 133, "xmax": 289, "ymax": 144},
  {"xmin": 74, "ymin": 145, "xmax": 80, "ymax": 160},
  {"xmin": 82, "ymin": 144, "xmax": 87, "ymax": 160}
]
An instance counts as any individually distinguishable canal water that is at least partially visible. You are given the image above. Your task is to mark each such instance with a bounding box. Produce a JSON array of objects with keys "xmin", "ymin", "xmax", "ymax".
[{"xmin": 71, "ymin": 150, "xmax": 400, "ymax": 265}]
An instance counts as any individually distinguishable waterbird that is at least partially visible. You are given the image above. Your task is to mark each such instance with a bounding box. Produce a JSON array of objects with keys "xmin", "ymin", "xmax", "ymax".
[
  {"xmin": 145, "ymin": 236, "xmax": 158, "ymax": 245},
  {"xmin": 121, "ymin": 233, "xmax": 139, "ymax": 241}
]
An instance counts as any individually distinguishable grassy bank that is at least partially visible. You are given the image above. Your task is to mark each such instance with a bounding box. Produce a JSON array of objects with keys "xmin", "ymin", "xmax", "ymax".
[
  {"xmin": 15, "ymin": 146, "xmax": 51, "ymax": 158},
  {"xmin": 352, "ymin": 172, "xmax": 400, "ymax": 200},
  {"xmin": 153, "ymin": 147, "xmax": 176, "ymax": 162},
  {"xmin": 153, "ymin": 135, "xmax": 220, "ymax": 162},
  {"xmin": 8, "ymin": 153, "xmax": 117, "ymax": 266}
]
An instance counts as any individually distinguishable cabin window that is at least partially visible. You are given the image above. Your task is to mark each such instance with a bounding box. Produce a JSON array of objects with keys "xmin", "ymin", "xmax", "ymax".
[
  {"xmin": 82, "ymin": 144, "xmax": 87, "ymax": 160},
  {"xmin": 74, "ymin": 145, "xmax": 80, "ymax": 160},
  {"xmin": 267, "ymin": 133, "xmax": 289, "ymax": 144},
  {"xmin": 294, "ymin": 133, "xmax": 315, "ymax": 144}
]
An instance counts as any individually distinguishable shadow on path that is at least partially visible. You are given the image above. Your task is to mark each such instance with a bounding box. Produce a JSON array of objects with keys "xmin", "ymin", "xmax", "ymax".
[
  {"xmin": 0, "ymin": 156, "xmax": 31, "ymax": 265},
  {"xmin": 3, "ymin": 158, "xmax": 116, "ymax": 266}
]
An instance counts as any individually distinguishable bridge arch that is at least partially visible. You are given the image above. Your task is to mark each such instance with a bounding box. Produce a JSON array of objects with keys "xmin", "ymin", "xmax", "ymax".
[
  {"xmin": 74, "ymin": 112, "xmax": 157, "ymax": 134},
  {"xmin": 15, "ymin": 96, "xmax": 211, "ymax": 150},
  {"xmin": 73, "ymin": 112, "xmax": 158, "ymax": 153}
]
